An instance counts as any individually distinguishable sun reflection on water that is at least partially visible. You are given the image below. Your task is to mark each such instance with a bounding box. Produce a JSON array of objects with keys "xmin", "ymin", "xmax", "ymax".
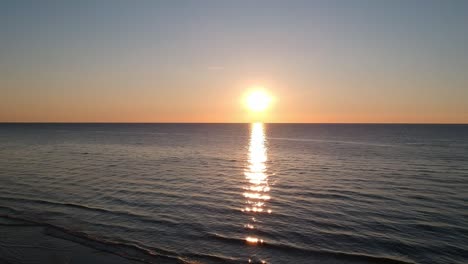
[{"xmin": 243, "ymin": 122, "xmax": 271, "ymax": 245}]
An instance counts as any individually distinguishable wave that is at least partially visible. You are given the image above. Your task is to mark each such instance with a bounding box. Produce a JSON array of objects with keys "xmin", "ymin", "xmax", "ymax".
[
  {"xmin": 182, "ymin": 253, "xmax": 240, "ymax": 264},
  {"xmin": 0, "ymin": 205, "xmax": 250, "ymax": 264},
  {"xmin": 0, "ymin": 194, "xmax": 239, "ymax": 232},
  {"xmin": 0, "ymin": 212, "xmax": 185, "ymax": 264},
  {"xmin": 0, "ymin": 195, "xmax": 184, "ymax": 226},
  {"xmin": 1, "ymin": 204, "xmax": 416, "ymax": 264},
  {"xmin": 208, "ymin": 233, "xmax": 415, "ymax": 264}
]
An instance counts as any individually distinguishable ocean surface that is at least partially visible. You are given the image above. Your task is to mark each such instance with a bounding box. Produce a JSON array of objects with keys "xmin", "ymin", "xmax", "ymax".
[{"xmin": 0, "ymin": 123, "xmax": 467, "ymax": 264}]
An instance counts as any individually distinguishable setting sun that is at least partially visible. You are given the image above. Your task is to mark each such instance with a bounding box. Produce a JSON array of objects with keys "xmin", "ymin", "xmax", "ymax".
[{"xmin": 245, "ymin": 90, "xmax": 273, "ymax": 112}]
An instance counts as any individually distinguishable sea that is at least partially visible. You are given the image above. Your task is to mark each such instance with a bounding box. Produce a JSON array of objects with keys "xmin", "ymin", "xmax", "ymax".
[{"xmin": 0, "ymin": 123, "xmax": 467, "ymax": 264}]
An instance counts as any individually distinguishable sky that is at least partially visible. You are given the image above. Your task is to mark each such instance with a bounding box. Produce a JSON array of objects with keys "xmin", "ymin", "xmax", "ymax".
[{"xmin": 1, "ymin": 0, "xmax": 468, "ymax": 123}]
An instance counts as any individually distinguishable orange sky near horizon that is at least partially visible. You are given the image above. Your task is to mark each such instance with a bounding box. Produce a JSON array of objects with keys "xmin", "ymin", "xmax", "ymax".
[
  {"xmin": 1, "ymin": 76, "xmax": 467, "ymax": 123},
  {"xmin": 2, "ymin": 80, "xmax": 466, "ymax": 123}
]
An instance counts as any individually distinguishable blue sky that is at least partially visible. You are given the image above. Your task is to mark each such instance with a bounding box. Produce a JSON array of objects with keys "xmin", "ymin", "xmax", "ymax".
[{"xmin": 1, "ymin": 0, "xmax": 467, "ymax": 122}]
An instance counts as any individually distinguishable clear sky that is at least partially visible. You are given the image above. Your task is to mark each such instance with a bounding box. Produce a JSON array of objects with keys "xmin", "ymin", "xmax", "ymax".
[{"xmin": 1, "ymin": 0, "xmax": 467, "ymax": 123}]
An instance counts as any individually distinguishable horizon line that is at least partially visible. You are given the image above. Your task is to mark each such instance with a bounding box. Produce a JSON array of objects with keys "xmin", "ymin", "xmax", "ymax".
[{"xmin": 1, "ymin": 122, "xmax": 467, "ymax": 125}]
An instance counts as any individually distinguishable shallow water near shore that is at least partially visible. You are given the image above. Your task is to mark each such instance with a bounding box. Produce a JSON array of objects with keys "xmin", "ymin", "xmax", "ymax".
[{"xmin": 0, "ymin": 123, "xmax": 467, "ymax": 263}]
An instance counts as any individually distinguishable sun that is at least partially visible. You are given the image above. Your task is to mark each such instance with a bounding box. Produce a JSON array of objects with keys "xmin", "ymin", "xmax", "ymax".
[{"xmin": 245, "ymin": 90, "xmax": 272, "ymax": 112}]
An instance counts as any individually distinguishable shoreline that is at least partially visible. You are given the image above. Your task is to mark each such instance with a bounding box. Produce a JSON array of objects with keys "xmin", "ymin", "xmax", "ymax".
[{"xmin": 0, "ymin": 215, "xmax": 182, "ymax": 264}]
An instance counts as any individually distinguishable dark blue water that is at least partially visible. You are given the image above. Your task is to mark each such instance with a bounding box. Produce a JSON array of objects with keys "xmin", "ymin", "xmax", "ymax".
[{"xmin": 0, "ymin": 123, "xmax": 467, "ymax": 264}]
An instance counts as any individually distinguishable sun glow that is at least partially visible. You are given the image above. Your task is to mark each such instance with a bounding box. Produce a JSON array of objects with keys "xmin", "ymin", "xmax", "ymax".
[{"xmin": 245, "ymin": 90, "xmax": 272, "ymax": 112}]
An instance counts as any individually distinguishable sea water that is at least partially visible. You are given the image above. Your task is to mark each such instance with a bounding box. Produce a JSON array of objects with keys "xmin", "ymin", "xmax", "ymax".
[{"xmin": 0, "ymin": 123, "xmax": 467, "ymax": 263}]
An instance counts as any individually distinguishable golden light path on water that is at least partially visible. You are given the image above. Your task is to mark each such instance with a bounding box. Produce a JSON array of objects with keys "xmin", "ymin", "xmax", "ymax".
[{"xmin": 243, "ymin": 122, "xmax": 271, "ymax": 246}]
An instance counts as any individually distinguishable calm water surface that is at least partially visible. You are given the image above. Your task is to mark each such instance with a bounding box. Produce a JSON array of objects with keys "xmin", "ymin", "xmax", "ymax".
[{"xmin": 0, "ymin": 123, "xmax": 467, "ymax": 264}]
